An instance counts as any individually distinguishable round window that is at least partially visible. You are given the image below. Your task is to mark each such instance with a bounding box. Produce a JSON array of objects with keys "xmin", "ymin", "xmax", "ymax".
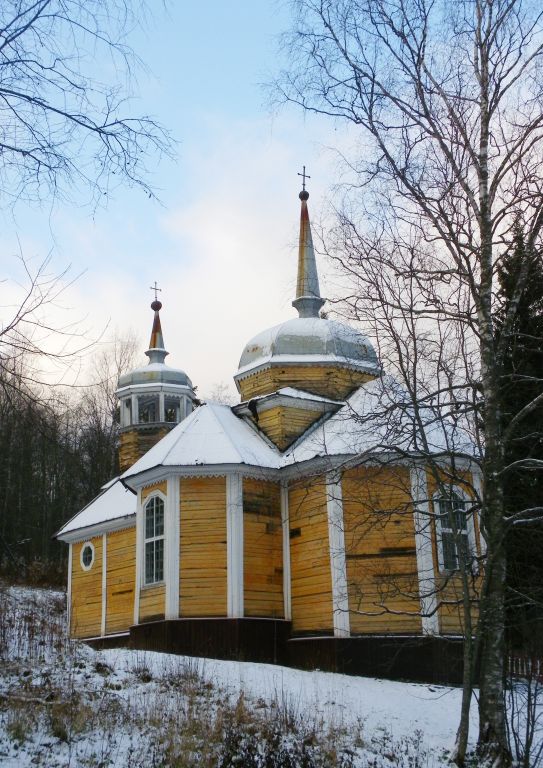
[{"xmin": 80, "ymin": 542, "xmax": 95, "ymax": 571}]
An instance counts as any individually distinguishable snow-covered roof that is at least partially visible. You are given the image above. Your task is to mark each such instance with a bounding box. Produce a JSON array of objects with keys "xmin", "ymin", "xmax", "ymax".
[
  {"xmin": 256, "ymin": 387, "xmax": 342, "ymax": 405},
  {"xmin": 121, "ymin": 402, "xmax": 282, "ymax": 480},
  {"xmin": 58, "ymin": 379, "xmax": 477, "ymax": 536},
  {"xmin": 56, "ymin": 478, "xmax": 136, "ymax": 540},
  {"xmin": 235, "ymin": 317, "xmax": 380, "ymax": 380},
  {"xmin": 286, "ymin": 376, "xmax": 477, "ymax": 464}
]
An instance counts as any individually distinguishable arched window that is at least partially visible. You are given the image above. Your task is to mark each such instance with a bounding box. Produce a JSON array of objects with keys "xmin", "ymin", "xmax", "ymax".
[
  {"xmin": 144, "ymin": 495, "xmax": 164, "ymax": 584},
  {"xmin": 434, "ymin": 488, "xmax": 476, "ymax": 572}
]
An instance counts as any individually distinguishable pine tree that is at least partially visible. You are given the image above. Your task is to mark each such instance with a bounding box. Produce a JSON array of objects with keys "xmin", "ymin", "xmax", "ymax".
[{"xmin": 496, "ymin": 226, "xmax": 543, "ymax": 654}]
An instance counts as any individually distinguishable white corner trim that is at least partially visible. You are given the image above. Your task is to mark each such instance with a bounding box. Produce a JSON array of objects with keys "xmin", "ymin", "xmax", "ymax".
[
  {"xmin": 326, "ymin": 472, "xmax": 350, "ymax": 638},
  {"xmin": 471, "ymin": 468, "xmax": 486, "ymax": 556},
  {"xmin": 165, "ymin": 477, "xmax": 180, "ymax": 619},
  {"xmin": 226, "ymin": 474, "xmax": 244, "ymax": 618},
  {"xmin": 281, "ymin": 482, "xmax": 291, "ymax": 621},
  {"xmin": 101, "ymin": 533, "xmax": 107, "ymax": 637},
  {"xmin": 67, "ymin": 543, "xmax": 73, "ymax": 637},
  {"xmin": 410, "ymin": 467, "xmax": 439, "ymax": 635},
  {"xmin": 134, "ymin": 489, "xmax": 143, "ymax": 625}
]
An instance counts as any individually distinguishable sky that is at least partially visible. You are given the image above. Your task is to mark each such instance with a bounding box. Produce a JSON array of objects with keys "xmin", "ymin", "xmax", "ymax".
[{"xmin": 0, "ymin": 1, "xmax": 352, "ymax": 401}]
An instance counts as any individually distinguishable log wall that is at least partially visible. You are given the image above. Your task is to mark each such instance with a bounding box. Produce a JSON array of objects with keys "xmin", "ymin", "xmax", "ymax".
[
  {"xmin": 243, "ymin": 478, "xmax": 283, "ymax": 617},
  {"xmin": 179, "ymin": 477, "xmax": 227, "ymax": 617},
  {"xmin": 70, "ymin": 537, "xmax": 102, "ymax": 638},
  {"xmin": 238, "ymin": 365, "xmax": 375, "ymax": 401},
  {"xmin": 106, "ymin": 526, "xmax": 136, "ymax": 634},
  {"xmin": 254, "ymin": 407, "xmax": 322, "ymax": 450},
  {"xmin": 288, "ymin": 478, "xmax": 333, "ymax": 633},
  {"xmin": 342, "ymin": 466, "xmax": 422, "ymax": 634}
]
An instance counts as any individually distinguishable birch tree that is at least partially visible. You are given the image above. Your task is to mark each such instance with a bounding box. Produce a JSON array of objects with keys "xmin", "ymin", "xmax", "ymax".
[{"xmin": 277, "ymin": 1, "xmax": 543, "ymax": 764}]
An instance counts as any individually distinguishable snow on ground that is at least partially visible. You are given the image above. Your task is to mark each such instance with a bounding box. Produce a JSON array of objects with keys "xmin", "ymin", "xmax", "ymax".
[
  {"xmin": 100, "ymin": 647, "xmax": 475, "ymax": 753},
  {"xmin": 0, "ymin": 586, "xmax": 541, "ymax": 767}
]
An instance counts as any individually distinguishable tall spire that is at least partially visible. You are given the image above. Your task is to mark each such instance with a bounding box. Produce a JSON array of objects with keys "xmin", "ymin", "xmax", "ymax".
[
  {"xmin": 145, "ymin": 295, "xmax": 169, "ymax": 365},
  {"xmin": 292, "ymin": 178, "xmax": 325, "ymax": 319}
]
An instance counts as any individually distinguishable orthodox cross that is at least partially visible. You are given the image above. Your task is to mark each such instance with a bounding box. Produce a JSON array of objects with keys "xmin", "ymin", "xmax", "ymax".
[
  {"xmin": 150, "ymin": 281, "xmax": 162, "ymax": 301},
  {"xmin": 298, "ymin": 165, "xmax": 311, "ymax": 191}
]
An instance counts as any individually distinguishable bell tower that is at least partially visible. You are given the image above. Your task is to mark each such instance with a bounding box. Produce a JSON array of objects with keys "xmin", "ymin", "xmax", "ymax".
[{"xmin": 116, "ymin": 290, "xmax": 197, "ymax": 471}]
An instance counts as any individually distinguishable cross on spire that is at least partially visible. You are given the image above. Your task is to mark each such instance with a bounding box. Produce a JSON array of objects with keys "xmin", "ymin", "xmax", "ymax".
[
  {"xmin": 150, "ymin": 281, "xmax": 162, "ymax": 301},
  {"xmin": 297, "ymin": 165, "xmax": 311, "ymax": 191}
]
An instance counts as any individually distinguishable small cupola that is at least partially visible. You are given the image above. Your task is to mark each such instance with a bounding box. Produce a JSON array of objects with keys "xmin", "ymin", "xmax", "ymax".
[{"xmin": 116, "ymin": 289, "xmax": 197, "ymax": 471}]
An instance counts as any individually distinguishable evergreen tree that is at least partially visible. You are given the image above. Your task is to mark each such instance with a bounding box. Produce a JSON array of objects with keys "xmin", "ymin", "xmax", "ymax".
[{"xmin": 496, "ymin": 225, "xmax": 543, "ymax": 653}]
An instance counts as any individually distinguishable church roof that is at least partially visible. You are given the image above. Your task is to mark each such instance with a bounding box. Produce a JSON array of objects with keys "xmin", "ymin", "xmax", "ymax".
[
  {"xmin": 236, "ymin": 316, "xmax": 380, "ymax": 380},
  {"xmin": 286, "ymin": 376, "xmax": 476, "ymax": 463},
  {"xmin": 121, "ymin": 401, "xmax": 282, "ymax": 480},
  {"xmin": 58, "ymin": 378, "xmax": 476, "ymax": 538},
  {"xmin": 56, "ymin": 478, "xmax": 136, "ymax": 540},
  {"xmin": 122, "ymin": 377, "xmax": 475, "ymax": 482}
]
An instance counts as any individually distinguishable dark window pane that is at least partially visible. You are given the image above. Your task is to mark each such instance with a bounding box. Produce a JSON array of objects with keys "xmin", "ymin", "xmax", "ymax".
[
  {"xmin": 145, "ymin": 542, "xmax": 154, "ymax": 583},
  {"xmin": 442, "ymin": 532, "xmax": 458, "ymax": 570},
  {"xmin": 155, "ymin": 539, "xmax": 164, "ymax": 582},
  {"xmin": 145, "ymin": 506, "xmax": 154, "ymax": 539},
  {"xmin": 155, "ymin": 502, "xmax": 164, "ymax": 536}
]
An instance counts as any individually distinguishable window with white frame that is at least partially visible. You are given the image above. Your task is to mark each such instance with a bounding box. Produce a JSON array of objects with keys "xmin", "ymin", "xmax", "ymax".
[
  {"xmin": 435, "ymin": 489, "xmax": 475, "ymax": 572},
  {"xmin": 144, "ymin": 495, "xmax": 164, "ymax": 584}
]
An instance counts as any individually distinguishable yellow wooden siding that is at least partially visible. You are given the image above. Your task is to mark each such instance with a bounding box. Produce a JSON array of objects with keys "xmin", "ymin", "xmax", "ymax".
[
  {"xmin": 238, "ymin": 365, "xmax": 375, "ymax": 402},
  {"xmin": 243, "ymin": 478, "xmax": 283, "ymax": 617},
  {"xmin": 142, "ymin": 481, "xmax": 167, "ymax": 500},
  {"xmin": 426, "ymin": 470, "xmax": 481, "ymax": 635},
  {"xmin": 119, "ymin": 428, "xmax": 169, "ymax": 472},
  {"xmin": 179, "ymin": 477, "xmax": 227, "ymax": 617},
  {"xmin": 342, "ymin": 467, "xmax": 423, "ymax": 634},
  {"xmin": 254, "ymin": 407, "xmax": 322, "ymax": 450},
  {"xmin": 288, "ymin": 478, "xmax": 333, "ymax": 632},
  {"xmin": 71, "ymin": 537, "xmax": 102, "ymax": 638},
  {"xmin": 106, "ymin": 527, "xmax": 135, "ymax": 634},
  {"xmin": 139, "ymin": 584, "xmax": 165, "ymax": 622}
]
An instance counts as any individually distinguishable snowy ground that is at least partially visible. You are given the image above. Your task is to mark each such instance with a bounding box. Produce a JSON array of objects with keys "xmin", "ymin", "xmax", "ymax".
[{"xmin": 0, "ymin": 586, "xmax": 540, "ymax": 767}]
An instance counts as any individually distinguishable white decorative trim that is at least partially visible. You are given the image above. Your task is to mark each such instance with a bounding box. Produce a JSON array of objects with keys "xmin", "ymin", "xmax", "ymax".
[
  {"xmin": 471, "ymin": 468, "xmax": 486, "ymax": 556},
  {"xmin": 325, "ymin": 472, "xmax": 350, "ymax": 638},
  {"xmin": 80, "ymin": 541, "xmax": 95, "ymax": 571},
  {"xmin": 67, "ymin": 544, "xmax": 73, "ymax": 637},
  {"xmin": 58, "ymin": 515, "xmax": 136, "ymax": 544},
  {"xmin": 165, "ymin": 477, "xmax": 180, "ymax": 619},
  {"xmin": 281, "ymin": 482, "xmax": 291, "ymax": 621},
  {"xmin": 101, "ymin": 534, "xmax": 107, "ymax": 637},
  {"xmin": 226, "ymin": 474, "xmax": 244, "ymax": 618},
  {"xmin": 134, "ymin": 489, "xmax": 143, "ymax": 625},
  {"xmin": 410, "ymin": 467, "xmax": 439, "ymax": 635},
  {"xmin": 142, "ymin": 490, "xmax": 167, "ymax": 587}
]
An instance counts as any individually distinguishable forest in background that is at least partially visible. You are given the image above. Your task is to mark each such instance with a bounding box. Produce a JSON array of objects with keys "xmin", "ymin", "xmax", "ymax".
[{"xmin": 0, "ymin": 335, "xmax": 137, "ymax": 583}]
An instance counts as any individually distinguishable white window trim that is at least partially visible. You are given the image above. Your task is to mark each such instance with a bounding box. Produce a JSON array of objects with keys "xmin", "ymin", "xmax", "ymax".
[
  {"xmin": 434, "ymin": 486, "xmax": 477, "ymax": 574},
  {"xmin": 80, "ymin": 541, "xmax": 95, "ymax": 571},
  {"xmin": 410, "ymin": 467, "xmax": 439, "ymax": 636},
  {"xmin": 143, "ymin": 491, "xmax": 167, "ymax": 587}
]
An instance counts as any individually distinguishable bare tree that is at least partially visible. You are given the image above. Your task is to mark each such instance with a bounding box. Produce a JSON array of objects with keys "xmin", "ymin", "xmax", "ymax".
[
  {"xmin": 277, "ymin": 1, "xmax": 543, "ymax": 765},
  {"xmin": 0, "ymin": 0, "xmax": 172, "ymax": 207}
]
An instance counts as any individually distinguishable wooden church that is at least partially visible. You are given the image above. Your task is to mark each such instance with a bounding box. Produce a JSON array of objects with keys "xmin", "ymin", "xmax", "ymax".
[{"xmin": 56, "ymin": 182, "xmax": 483, "ymax": 683}]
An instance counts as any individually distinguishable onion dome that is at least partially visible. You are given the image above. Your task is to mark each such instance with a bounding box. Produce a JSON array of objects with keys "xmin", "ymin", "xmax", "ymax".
[{"xmin": 235, "ymin": 182, "xmax": 379, "ymax": 397}]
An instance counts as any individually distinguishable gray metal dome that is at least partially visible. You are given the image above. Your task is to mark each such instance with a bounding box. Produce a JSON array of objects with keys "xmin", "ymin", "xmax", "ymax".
[
  {"xmin": 236, "ymin": 317, "xmax": 379, "ymax": 378},
  {"xmin": 117, "ymin": 362, "xmax": 193, "ymax": 389}
]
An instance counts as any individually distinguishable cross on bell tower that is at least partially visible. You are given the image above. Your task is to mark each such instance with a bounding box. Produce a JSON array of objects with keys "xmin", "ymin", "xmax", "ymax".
[{"xmin": 297, "ymin": 165, "xmax": 311, "ymax": 191}]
